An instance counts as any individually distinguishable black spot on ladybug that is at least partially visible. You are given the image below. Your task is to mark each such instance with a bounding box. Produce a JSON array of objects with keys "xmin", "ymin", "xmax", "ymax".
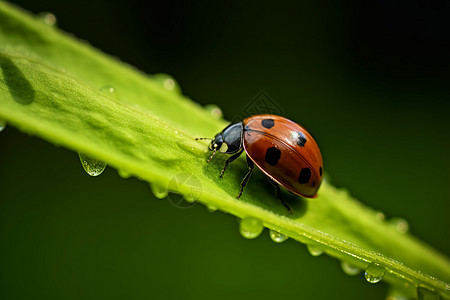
[
  {"xmin": 261, "ymin": 119, "xmax": 275, "ymax": 129},
  {"xmin": 312, "ymin": 181, "xmax": 316, "ymax": 187},
  {"xmin": 298, "ymin": 168, "xmax": 311, "ymax": 184},
  {"xmin": 265, "ymin": 147, "xmax": 281, "ymax": 166},
  {"xmin": 319, "ymin": 167, "xmax": 323, "ymax": 176},
  {"xmin": 297, "ymin": 132, "xmax": 307, "ymax": 147}
]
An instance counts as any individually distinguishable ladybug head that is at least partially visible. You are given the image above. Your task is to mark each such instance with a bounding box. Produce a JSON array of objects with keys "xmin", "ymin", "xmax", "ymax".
[
  {"xmin": 196, "ymin": 122, "xmax": 244, "ymax": 162},
  {"xmin": 195, "ymin": 134, "xmax": 223, "ymax": 163},
  {"xmin": 209, "ymin": 133, "xmax": 223, "ymax": 151},
  {"xmin": 211, "ymin": 122, "xmax": 244, "ymax": 155},
  {"xmin": 199, "ymin": 133, "xmax": 222, "ymax": 163}
]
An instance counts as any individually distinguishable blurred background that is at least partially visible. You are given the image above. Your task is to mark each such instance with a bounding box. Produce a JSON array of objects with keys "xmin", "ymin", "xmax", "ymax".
[{"xmin": 1, "ymin": 0, "xmax": 449, "ymax": 299}]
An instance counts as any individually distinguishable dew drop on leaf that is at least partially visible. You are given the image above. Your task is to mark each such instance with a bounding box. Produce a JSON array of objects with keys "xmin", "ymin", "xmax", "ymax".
[
  {"xmin": 375, "ymin": 211, "xmax": 386, "ymax": 221},
  {"xmin": 117, "ymin": 169, "xmax": 132, "ymax": 179},
  {"xmin": 0, "ymin": 118, "xmax": 7, "ymax": 132},
  {"xmin": 417, "ymin": 286, "xmax": 440, "ymax": 300},
  {"xmin": 38, "ymin": 12, "xmax": 57, "ymax": 26},
  {"xmin": 167, "ymin": 172, "xmax": 202, "ymax": 205},
  {"xmin": 206, "ymin": 204, "xmax": 218, "ymax": 212},
  {"xmin": 390, "ymin": 217, "xmax": 409, "ymax": 234},
  {"xmin": 239, "ymin": 217, "xmax": 264, "ymax": 239},
  {"xmin": 152, "ymin": 74, "xmax": 181, "ymax": 93},
  {"xmin": 176, "ymin": 139, "xmax": 206, "ymax": 155},
  {"xmin": 78, "ymin": 153, "xmax": 107, "ymax": 176},
  {"xmin": 99, "ymin": 86, "xmax": 117, "ymax": 98},
  {"xmin": 163, "ymin": 79, "xmax": 176, "ymax": 91},
  {"xmin": 341, "ymin": 261, "xmax": 361, "ymax": 276},
  {"xmin": 364, "ymin": 263, "xmax": 386, "ymax": 283},
  {"xmin": 204, "ymin": 104, "xmax": 223, "ymax": 119},
  {"xmin": 183, "ymin": 192, "xmax": 197, "ymax": 203},
  {"xmin": 269, "ymin": 230, "xmax": 288, "ymax": 243},
  {"xmin": 150, "ymin": 182, "xmax": 168, "ymax": 199},
  {"xmin": 306, "ymin": 244, "xmax": 323, "ymax": 257}
]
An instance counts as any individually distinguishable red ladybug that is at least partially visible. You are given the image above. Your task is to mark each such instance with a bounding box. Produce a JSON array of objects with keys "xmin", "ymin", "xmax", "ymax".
[{"xmin": 197, "ymin": 114, "xmax": 323, "ymax": 212}]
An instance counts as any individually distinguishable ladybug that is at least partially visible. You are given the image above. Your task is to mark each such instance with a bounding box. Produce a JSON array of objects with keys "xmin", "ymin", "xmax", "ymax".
[{"xmin": 196, "ymin": 114, "xmax": 323, "ymax": 212}]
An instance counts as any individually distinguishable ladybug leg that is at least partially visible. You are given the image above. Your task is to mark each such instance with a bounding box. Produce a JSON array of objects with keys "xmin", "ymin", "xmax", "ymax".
[
  {"xmin": 220, "ymin": 149, "xmax": 243, "ymax": 178},
  {"xmin": 268, "ymin": 179, "xmax": 293, "ymax": 214},
  {"xmin": 236, "ymin": 156, "xmax": 254, "ymax": 199}
]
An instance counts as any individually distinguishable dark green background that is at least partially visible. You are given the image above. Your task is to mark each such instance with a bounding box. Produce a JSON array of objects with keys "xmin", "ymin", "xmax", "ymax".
[{"xmin": 1, "ymin": 1, "xmax": 449, "ymax": 299}]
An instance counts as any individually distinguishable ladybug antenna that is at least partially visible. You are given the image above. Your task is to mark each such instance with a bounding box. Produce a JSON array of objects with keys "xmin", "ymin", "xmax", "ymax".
[
  {"xmin": 207, "ymin": 147, "xmax": 217, "ymax": 163},
  {"xmin": 195, "ymin": 137, "xmax": 213, "ymax": 141}
]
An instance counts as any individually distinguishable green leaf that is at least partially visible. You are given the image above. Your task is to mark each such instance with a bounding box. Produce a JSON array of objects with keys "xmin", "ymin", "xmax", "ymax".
[{"xmin": 0, "ymin": 2, "xmax": 448, "ymax": 299}]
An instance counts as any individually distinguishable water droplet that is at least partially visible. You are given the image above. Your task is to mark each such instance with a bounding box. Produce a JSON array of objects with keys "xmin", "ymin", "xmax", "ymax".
[
  {"xmin": 390, "ymin": 218, "xmax": 409, "ymax": 234},
  {"xmin": 183, "ymin": 192, "xmax": 196, "ymax": 203},
  {"xmin": 341, "ymin": 261, "xmax": 361, "ymax": 276},
  {"xmin": 166, "ymin": 173, "xmax": 201, "ymax": 208},
  {"xmin": 306, "ymin": 244, "xmax": 323, "ymax": 256},
  {"xmin": 0, "ymin": 118, "xmax": 7, "ymax": 132},
  {"xmin": 417, "ymin": 286, "xmax": 440, "ymax": 300},
  {"xmin": 239, "ymin": 217, "xmax": 264, "ymax": 239},
  {"xmin": 204, "ymin": 104, "xmax": 223, "ymax": 119},
  {"xmin": 38, "ymin": 12, "xmax": 57, "ymax": 26},
  {"xmin": 164, "ymin": 79, "xmax": 176, "ymax": 90},
  {"xmin": 176, "ymin": 140, "xmax": 206, "ymax": 155},
  {"xmin": 375, "ymin": 211, "xmax": 386, "ymax": 221},
  {"xmin": 117, "ymin": 169, "xmax": 132, "ymax": 178},
  {"xmin": 99, "ymin": 86, "xmax": 117, "ymax": 98},
  {"xmin": 152, "ymin": 74, "xmax": 181, "ymax": 93},
  {"xmin": 150, "ymin": 183, "xmax": 168, "ymax": 199},
  {"xmin": 364, "ymin": 263, "xmax": 386, "ymax": 283},
  {"xmin": 269, "ymin": 230, "xmax": 288, "ymax": 243},
  {"xmin": 78, "ymin": 153, "xmax": 107, "ymax": 176},
  {"xmin": 206, "ymin": 204, "xmax": 218, "ymax": 212}
]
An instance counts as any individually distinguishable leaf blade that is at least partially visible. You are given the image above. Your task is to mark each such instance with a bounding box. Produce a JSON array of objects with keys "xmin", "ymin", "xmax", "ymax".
[{"xmin": 0, "ymin": 2, "xmax": 449, "ymax": 299}]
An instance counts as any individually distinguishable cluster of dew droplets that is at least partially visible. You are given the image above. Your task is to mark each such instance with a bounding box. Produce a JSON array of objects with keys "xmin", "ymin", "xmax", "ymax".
[
  {"xmin": 239, "ymin": 217, "xmax": 264, "ymax": 239},
  {"xmin": 78, "ymin": 153, "xmax": 107, "ymax": 176},
  {"xmin": 269, "ymin": 230, "xmax": 288, "ymax": 243},
  {"xmin": 235, "ymin": 207, "xmax": 432, "ymax": 297},
  {"xmin": 364, "ymin": 263, "xmax": 386, "ymax": 284},
  {"xmin": 0, "ymin": 117, "xmax": 7, "ymax": 132}
]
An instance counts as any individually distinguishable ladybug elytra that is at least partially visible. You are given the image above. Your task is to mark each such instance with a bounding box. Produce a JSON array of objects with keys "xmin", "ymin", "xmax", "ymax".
[{"xmin": 197, "ymin": 114, "xmax": 323, "ymax": 212}]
